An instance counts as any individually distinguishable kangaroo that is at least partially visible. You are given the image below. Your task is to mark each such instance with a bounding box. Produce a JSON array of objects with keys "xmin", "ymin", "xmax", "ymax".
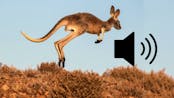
[{"xmin": 22, "ymin": 5, "xmax": 121, "ymax": 68}]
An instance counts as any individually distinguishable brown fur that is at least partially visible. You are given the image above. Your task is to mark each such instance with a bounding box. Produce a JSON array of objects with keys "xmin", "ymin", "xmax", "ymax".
[{"xmin": 22, "ymin": 5, "xmax": 121, "ymax": 67}]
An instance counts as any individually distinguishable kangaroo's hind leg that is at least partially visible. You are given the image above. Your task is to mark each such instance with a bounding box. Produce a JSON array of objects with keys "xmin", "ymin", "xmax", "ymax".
[
  {"xmin": 54, "ymin": 40, "xmax": 63, "ymax": 67},
  {"xmin": 54, "ymin": 32, "xmax": 83, "ymax": 67},
  {"xmin": 54, "ymin": 23, "xmax": 87, "ymax": 67}
]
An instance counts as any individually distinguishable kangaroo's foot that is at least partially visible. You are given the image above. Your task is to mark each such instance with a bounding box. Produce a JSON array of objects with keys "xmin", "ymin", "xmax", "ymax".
[
  {"xmin": 58, "ymin": 58, "xmax": 65, "ymax": 68},
  {"xmin": 95, "ymin": 39, "xmax": 102, "ymax": 44},
  {"xmin": 58, "ymin": 59, "xmax": 62, "ymax": 67},
  {"xmin": 62, "ymin": 58, "xmax": 65, "ymax": 68}
]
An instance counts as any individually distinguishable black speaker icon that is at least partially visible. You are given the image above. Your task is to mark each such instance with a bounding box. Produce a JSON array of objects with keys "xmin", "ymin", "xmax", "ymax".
[
  {"xmin": 140, "ymin": 34, "xmax": 158, "ymax": 64},
  {"xmin": 114, "ymin": 32, "xmax": 135, "ymax": 66},
  {"xmin": 114, "ymin": 32, "xmax": 158, "ymax": 66}
]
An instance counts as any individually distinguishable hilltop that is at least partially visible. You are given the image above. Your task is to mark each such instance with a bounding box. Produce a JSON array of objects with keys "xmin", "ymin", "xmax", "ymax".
[{"xmin": 0, "ymin": 62, "xmax": 174, "ymax": 98}]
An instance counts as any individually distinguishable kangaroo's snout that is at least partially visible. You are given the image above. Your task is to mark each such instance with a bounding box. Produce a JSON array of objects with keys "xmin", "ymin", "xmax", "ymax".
[{"xmin": 114, "ymin": 20, "xmax": 121, "ymax": 30}]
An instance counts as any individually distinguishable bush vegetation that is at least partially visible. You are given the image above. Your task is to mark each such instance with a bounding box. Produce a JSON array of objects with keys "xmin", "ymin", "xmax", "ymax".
[{"xmin": 0, "ymin": 62, "xmax": 173, "ymax": 98}]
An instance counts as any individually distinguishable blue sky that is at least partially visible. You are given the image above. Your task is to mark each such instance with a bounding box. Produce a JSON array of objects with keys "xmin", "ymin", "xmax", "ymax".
[{"xmin": 0, "ymin": 0, "xmax": 174, "ymax": 76}]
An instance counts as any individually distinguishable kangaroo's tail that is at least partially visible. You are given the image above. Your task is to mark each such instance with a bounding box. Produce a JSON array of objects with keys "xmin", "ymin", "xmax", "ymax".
[{"xmin": 21, "ymin": 19, "xmax": 67, "ymax": 43}]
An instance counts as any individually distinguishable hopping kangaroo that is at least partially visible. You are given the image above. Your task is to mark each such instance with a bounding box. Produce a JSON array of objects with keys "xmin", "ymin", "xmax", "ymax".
[{"xmin": 22, "ymin": 5, "xmax": 121, "ymax": 68}]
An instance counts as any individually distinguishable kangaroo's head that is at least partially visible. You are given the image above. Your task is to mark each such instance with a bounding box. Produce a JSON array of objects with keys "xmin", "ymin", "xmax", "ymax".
[{"xmin": 109, "ymin": 5, "xmax": 121, "ymax": 30}]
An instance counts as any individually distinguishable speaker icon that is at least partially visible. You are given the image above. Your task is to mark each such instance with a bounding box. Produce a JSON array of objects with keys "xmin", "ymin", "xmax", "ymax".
[
  {"xmin": 114, "ymin": 32, "xmax": 135, "ymax": 65},
  {"xmin": 114, "ymin": 32, "xmax": 158, "ymax": 66},
  {"xmin": 140, "ymin": 34, "xmax": 158, "ymax": 64}
]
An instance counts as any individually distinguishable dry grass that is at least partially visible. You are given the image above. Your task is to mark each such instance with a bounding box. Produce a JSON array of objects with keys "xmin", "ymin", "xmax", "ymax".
[{"xmin": 0, "ymin": 62, "xmax": 174, "ymax": 98}]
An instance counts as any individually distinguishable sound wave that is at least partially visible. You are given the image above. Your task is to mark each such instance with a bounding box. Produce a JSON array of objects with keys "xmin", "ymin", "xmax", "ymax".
[
  {"xmin": 140, "ymin": 33, "xmax": 158, "ymax": 64},
  {"xmin": 140, "ymin": 42, "xmax": 145, "ymax": 55},
  {"xmin": 145, "ymin": 38, "xmax": 151, "ymax": 60}
]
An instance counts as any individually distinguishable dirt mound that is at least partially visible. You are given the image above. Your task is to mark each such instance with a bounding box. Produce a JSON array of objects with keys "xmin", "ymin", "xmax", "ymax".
[{"xmin": 0, "ymin": 62, "xmax": 174, "ymax": 98}]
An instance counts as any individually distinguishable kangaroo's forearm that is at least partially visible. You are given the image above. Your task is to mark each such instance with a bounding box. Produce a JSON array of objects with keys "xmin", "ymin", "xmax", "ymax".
[{"xmin": 97, "ymin": 28, "xmax": 105, "ymax": 40}]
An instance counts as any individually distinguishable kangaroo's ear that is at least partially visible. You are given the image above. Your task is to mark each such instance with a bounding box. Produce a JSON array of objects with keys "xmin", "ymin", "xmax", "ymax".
[
  {"xmin": 110, "ymin": 5, "xmax": 115, "ymax": 17},
  {"xmin": 114, "ymin": 9, "xmax": 120, "ymax": 18}
]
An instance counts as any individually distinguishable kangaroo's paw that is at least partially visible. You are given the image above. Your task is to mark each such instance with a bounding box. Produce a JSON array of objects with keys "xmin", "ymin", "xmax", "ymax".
[{"xmin": 95, "ymin": 39, "xmax": 102, "ymax": 44}]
